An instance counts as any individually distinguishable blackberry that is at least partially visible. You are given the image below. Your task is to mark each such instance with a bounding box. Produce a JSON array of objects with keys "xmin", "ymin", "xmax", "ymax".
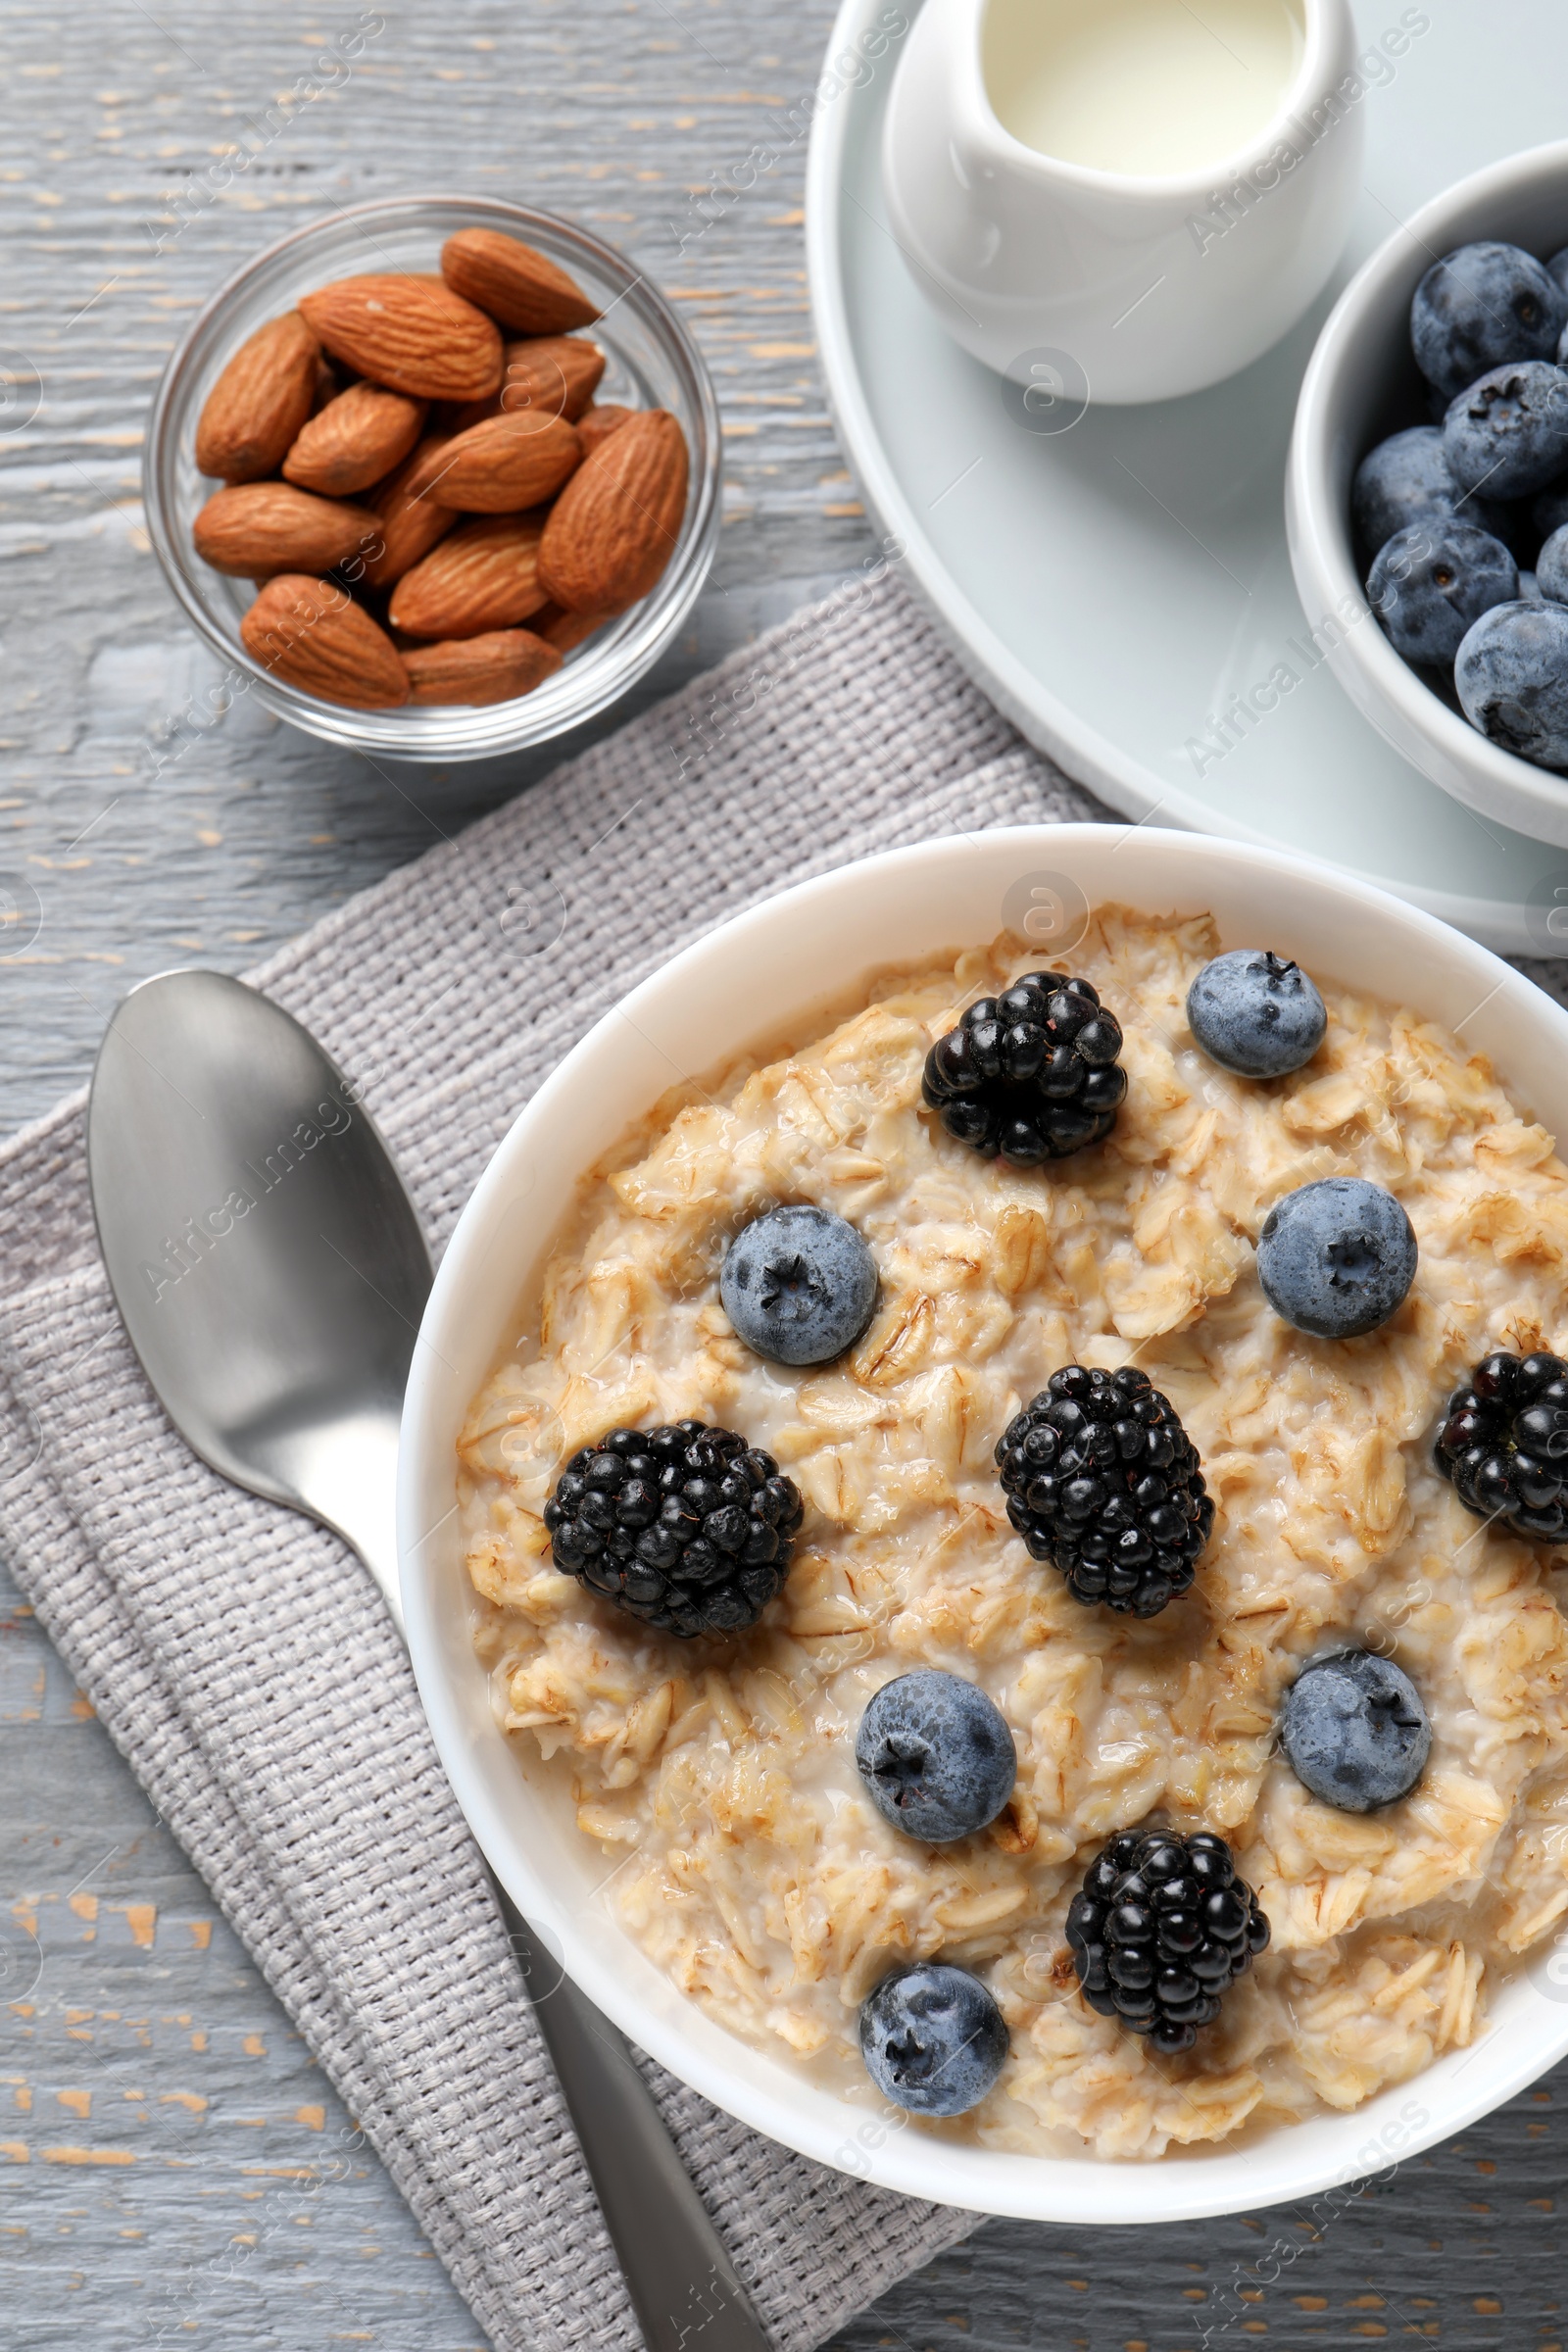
[
  {"xmin": 921, "ymin": 971, "xmax": 1125, "ymax": 1165},
  {"xmin": 543, "ymin": 1419, "xmax": 804, "ymax": 1638},
  {"xmin": 1434, "ymin": 1348, "xmax": 1568, "ymax": 1544},
  {"xmin": 1066, "ymin": 1827, "xmax": 1270, "ymax": 2055},
  {"xmin": 996, "ymin": 1366, "xmax": 1213, "ymax": 1617}
]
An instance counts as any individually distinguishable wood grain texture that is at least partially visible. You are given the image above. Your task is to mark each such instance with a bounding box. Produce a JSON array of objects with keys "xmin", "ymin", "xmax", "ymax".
[
  {"xmin": 0, "ymin": 1555, "xmax": 485, "ymax": 2347},
  {"xmin": 1, "ymin": 3, "xmax": 1566, "ymax": 2348}
]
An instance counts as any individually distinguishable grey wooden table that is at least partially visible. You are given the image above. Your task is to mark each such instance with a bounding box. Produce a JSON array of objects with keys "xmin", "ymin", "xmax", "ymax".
[{"xmin": 1, "ymin": 2, "xmax": 1564, "ymax": 2345}]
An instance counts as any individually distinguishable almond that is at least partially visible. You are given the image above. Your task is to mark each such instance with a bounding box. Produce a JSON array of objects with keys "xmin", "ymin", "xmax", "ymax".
[
  {"xmin": 402, "ymin": 627, "xmax": 563, "ymax": 706},
  {"xmin": 576, "ymin": 403, "xmax": 634, "ymax": 458},
  {"xmin": 298, "ymin": 274, "xmax": 502, "ymax": 402},
  {"xmin": 388, "ymin": 512, "xmax": 549, "ymax": 637},
  {"xmin": 195, "ymin": 311, "xmax": 320, "ymax": 482},
  {"xmin": 537, "ymin": 409, "xmax": 688, "ymax": 613},
  {"xmin": 282, "ymin": 383, "xmax": 427, "ymax": 496},
  {"xmin": 240, "ymin": 574, "xmax": 408, "ymax": 708},
  {"xmin": 440, "ymin": 227, "xmax": 599, "ymax": 335},
  {"xmin": 532, "ymin": 601, "xmax": 612, "ymax": 654},
  {"xmin": 406, "ymin": 411, "xmax": 581, "ymax": 514},
  {"xmin": 445, "ymin": 336, "xmax": 608, "ymax": 433},
  {"xmin": 193, "ymin": 481, "xmax": 381, "ymax": 578},
  {"xmin": 358, "ymin": 430, "xmax": 457, "ymax": 589}
]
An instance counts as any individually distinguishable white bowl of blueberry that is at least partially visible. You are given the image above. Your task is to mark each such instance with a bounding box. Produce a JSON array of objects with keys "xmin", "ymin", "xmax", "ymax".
[{"xmin": 1288, "ymin": 139, "xmax": 1568, "ymax": 849}]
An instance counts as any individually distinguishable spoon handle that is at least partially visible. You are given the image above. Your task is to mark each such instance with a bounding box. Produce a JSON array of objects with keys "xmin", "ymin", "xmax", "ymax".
[{"xmin": 490, "ymin": 1876, "xmax": 773, "ymax": 2352}]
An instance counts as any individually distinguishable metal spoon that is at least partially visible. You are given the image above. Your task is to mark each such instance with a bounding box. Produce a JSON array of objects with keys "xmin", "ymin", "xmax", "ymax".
[{"xmin": 86, "ymin": 967, "xmax": 772, "ymax": 2352}]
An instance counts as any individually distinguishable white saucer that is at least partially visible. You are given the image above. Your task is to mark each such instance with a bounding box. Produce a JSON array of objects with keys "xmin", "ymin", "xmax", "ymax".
[{"xmin": 806, "ymin": 0, "xmax": 1568, "ymax": 953}]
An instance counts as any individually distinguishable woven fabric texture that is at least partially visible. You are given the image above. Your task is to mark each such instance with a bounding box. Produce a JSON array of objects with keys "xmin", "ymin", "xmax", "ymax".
[{"xmin": 0, "ymin": 568, "xmax": 1110, "ymax": 2352}]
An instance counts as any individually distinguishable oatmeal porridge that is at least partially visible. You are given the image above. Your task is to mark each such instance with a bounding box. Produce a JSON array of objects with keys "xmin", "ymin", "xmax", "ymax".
[{"xmin": 457, "ymin": 905, "xmax": 1568, "ymax": 2159}]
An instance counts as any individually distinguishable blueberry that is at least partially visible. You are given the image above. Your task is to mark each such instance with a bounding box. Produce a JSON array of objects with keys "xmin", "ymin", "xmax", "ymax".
[
  {"xmin": 858, "ymin": 1962, "xmax": 1008, "ymax": 2116},
  {"xmin": 1186, "ymin": 950, "xmax": 1326, "ymax": 1079},
  {"xmin": 1537, "ymin": 525, "xmax": 1568, "ymax": 606},
  {"xmin": 1279, "ymin": 1650, "xmax": 1431, "ymax": 1812},
  {"xmin": 856, "ymin": 1670, "xmax": 1016, "ymax": 1843},
  {"xmin": 1367, "ymin": 521, "xmax": 1517, "ymax": 666},
  {"xmin": 720, "ymin": 1204, "xmax": 877, "ymax": 1367},
  {"xmin": 1351, "ymin": 426, "xmax": 1509, "ymax": 556},
  {"xmin": 1410, "ymin": 242, "xmax": 1568, "ymax": 402},
  {"xmin": 1256, "ymin": 1178, "xmax": 1417, "ymax": 1339},
  {"xmin": 1550, "ymin": 246, "xmax": 1568, "ymax": 297},
  {"xmin": 1520, "ymin": 568, "xmax": 1547, "ymax": 606},
  {"xmin": 1455, "ymin": 600, "xmax": 1568, "ymax": 768},
  {"xmin": 1444, "ymin": 363, "xmax": 1568, "ymax": 500}
]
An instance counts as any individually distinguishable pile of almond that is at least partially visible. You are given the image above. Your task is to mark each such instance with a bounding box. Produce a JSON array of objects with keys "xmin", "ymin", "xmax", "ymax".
[{"xmin": 191, "ymin": 227, "xmax": 690, "ymax": 711}]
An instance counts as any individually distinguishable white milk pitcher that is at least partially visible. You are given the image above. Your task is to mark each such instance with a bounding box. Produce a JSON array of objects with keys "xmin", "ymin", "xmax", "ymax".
[{"xmin": 883, "ymin": 0, "xmax": 1391, "ymax": 404}]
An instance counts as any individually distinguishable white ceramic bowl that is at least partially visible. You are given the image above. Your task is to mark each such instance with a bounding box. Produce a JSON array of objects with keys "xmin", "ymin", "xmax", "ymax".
[
  {"xmin": 400, "ymin": 823, "xmax": 1568, "ymax": 2223},
  {"xmin": 1287, "ymin": 141, "xmax": 1568, "ymax": 850}
]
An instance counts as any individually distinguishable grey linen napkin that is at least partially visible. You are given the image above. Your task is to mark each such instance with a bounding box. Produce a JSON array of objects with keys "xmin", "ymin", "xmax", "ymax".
[{"xmin": 0, "ymin": 567, "xmax": 1108, "ymax": 2352}]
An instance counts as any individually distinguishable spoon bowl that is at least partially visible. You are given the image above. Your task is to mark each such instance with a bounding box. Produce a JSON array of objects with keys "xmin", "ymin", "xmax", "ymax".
[{"xmin": 86, "ymin": 968, "xmax": 426, "ymax": 1623}]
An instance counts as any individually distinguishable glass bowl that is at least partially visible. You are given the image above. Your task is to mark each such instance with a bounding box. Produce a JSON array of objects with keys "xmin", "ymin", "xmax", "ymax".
[{"xmin": 143, "ymin": 195, "xmax": 721, "ymax": 760}]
